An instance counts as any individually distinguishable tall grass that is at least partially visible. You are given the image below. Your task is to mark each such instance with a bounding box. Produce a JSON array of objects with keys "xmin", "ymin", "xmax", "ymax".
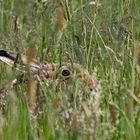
[{"xmin": 0, "ymin": 0, "xmax": 140, "ymax": 140}]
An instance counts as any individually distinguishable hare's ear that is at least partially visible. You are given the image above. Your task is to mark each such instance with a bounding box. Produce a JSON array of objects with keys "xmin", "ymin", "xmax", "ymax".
[{"xmin": 0, "ymin": 50, "xmax": 16, "ymax": 67}]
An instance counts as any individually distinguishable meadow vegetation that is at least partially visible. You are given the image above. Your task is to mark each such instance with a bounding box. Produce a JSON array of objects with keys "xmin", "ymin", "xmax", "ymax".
[{"xmin": 0, "ymin": 0, "xmax": 140, "ymax": 140}]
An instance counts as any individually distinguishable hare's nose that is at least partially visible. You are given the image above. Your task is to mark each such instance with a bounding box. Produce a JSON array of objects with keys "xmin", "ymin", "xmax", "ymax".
[{"xmin": 61, "ymin": 69, "xmax": 70, "ymax": 77}]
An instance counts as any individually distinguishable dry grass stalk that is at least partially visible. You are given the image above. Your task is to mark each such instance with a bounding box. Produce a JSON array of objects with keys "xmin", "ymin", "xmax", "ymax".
[
  {"xmin": 134, "ymin": 44, "xmax": 140, "ymax": 74},
  {"xmin": 0, "ymin": 113, "xmax": 4, "ymax": 140},
  {"xmin": 110, "ymin": 105, "xmax": 118, "ymax": 124},
  {"xmin": 26, "ymin": 44, "xmax": 38, "ymax": 110},
  {"xmin": 12, "ymin": 16, "xmax": 18, "ymax": 33},
  {"xmin": 56, "ymin": 0, "xmax": 68, "ymax": 31}
]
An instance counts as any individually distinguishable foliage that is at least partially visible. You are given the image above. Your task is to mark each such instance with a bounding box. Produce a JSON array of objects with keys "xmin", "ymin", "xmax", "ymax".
[{"xmin": 0, "ymin": 0, "xmax": 140, "ymax": 140}]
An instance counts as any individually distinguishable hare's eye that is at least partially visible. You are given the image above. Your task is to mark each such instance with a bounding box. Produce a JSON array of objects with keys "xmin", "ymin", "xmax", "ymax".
[{"xmin": 61, "ymin": 69, "xmax": 70, "ymax": 77}]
